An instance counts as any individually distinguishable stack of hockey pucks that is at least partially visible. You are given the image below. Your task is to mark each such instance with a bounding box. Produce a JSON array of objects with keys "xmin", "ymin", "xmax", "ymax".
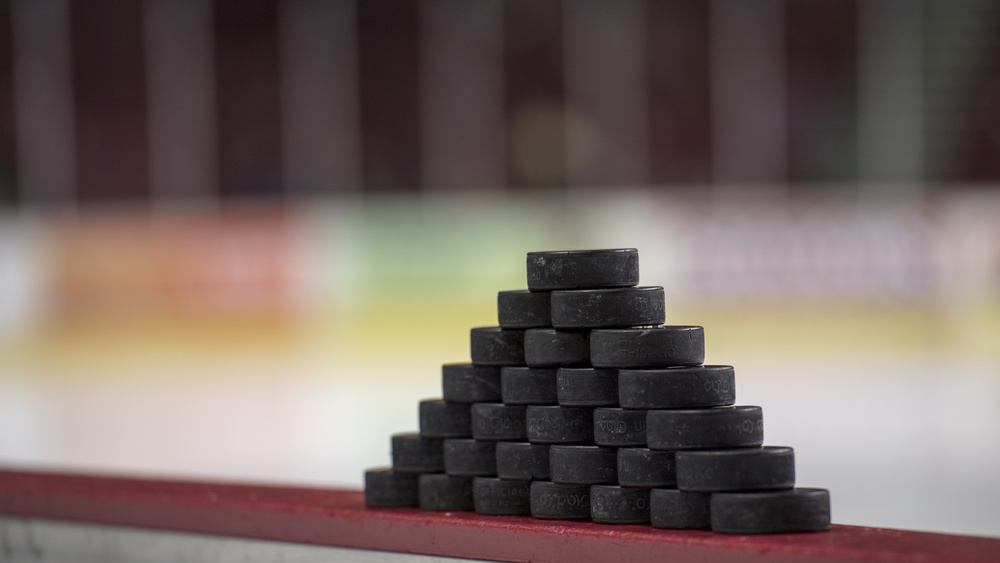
[{"xmin": 365, "ymin": 249, "xmax": 831, "ymax": 535}]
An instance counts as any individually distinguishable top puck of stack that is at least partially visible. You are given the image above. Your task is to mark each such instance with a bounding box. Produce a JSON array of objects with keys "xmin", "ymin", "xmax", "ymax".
[
  {"xmin": 618, "ymin": 365, "xmax": 735, "ymax": 409},
  {"xmin": 590, "ymin": 326, "xmax": 704, "ymax": 368},
  {"xmin": 419, "ymin": 399, "xmax": 472, "ymax": 438},
  {"xmin": 498, "ymin": 290, "xmax": 551, "ymax": 329},
  {"xmin": 470, "ymin": 327, "xmax": 525, "ymax": 366},
  {"xmin": 526, "ymin": 248, "xmax": 638, "ymax": 291},
  {"xmin": 551, "ymin": 287, "xmax": 665, "ymax": 329},
  {"xmin": 710, "ymin": 488, "xmax": 831, "ymax": 534},
  {"xmin": 676, "ymin": 446, "xmax": 795, "ymax": 492},
  {"xmin": 442, "ymin": 364, "xmax": 502, "ymax": 403},
  {"xmin": 646, "ymin": 405, "xmax": 763, "ymax": 450}
]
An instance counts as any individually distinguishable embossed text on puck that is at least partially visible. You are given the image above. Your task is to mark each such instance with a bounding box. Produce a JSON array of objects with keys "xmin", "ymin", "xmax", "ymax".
[{"xmin": 591, "ymin": 326, "xmax": 704, "ymax": 368}]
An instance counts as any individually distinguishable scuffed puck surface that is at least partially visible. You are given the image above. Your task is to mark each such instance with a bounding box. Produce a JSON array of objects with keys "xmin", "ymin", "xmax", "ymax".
[
  {"xmin": 530, "ymin": 481, "xmax": 592, "ymax": 520},
  {"xmin": 591, "ymin": 326, "xmax": 705, "ymax": 368},
  {"xmin": 711, "ymin": 488, "xmax": 831, "ymax": 534},
  {"xmin": 473, "ymin": 477, "xmax": 532, "ymax": 515},
  {"xmin": 649, "ymin": 489, "xmax": 711, "ymax": 529},
  {"xmin": 498, "ymin": 290, "xmax": 551, "ymax": 328},
  {"xmin": 593, "ymin": 407, "xmax": 647, "ymax": 447},
  {"xmin": 617, "ymin": 448, "xmax": 676, "ymax": 488},
  {"xmin": 418, "ymin": 474, "xmax": 474, "ymax": 511},
  {"xmin": 676, "ymin": 446, "xmax": 795, "ymax": 492},
  {"xmin": 471, "ymin": 403, "xmax": 527, "ymax": 441},
  {"xmin": 524, "ymin": 329, "xmax": 590, "ymax": 368},
  {"xmin": 442, "ymin": 364, "xmax": 502, "ymax": 403},
  {"xmin": 549, "ymin": 445, "xmax": 618, "ymax": 485},
  {"xmin": 391, "ymin": 433, "xmax": 444, "ymax": 473},
  {"xmin": 557, "ymin": 368, "xmax": 619, "ymax": 406},
  {"xmin": 496, "ymin": 441, "xmax": 550, "ymax": 481},
  {"xmin": 364, "ymin": 468, "xmax": 419, "ymax": 508},
  {"xmin": 501, "ymin": 367, "xmax": 558, "ymax": 405},
  {"xmin": 470, "ymin": 327, "xmax": 525, "ymax": 366},
  {"xmin": 646, "ymin": 405, "xmax": 763, "ymax": 450},
  {"xmin": 526, "ymin": 248, "xmax": 639, "ymax": 291},
  {"xmin": 590, "ymin": 485, "xmax": 651, "ymax": 524},
  {"xmin": 526, "ymin": 405, "xmax": 594, "ymax": 444},
  {"xmin": 443, "ymin": 439, "xmax": 497, "ymax": 476},
  {"xmin": 619, "ymin": 365, "xmax": 736, "ymax": 409},
  {"xmin": 419, "ymin": 399, "xmax": 472, "ymax": 438},
  {"xmin": 551, "ymin": 287, "xmax": 665, "ymax": 329}
]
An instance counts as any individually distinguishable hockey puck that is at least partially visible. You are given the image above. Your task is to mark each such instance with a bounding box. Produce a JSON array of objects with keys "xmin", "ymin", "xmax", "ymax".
[
  {"xmin": 501, "ymin": 367, "xmax": 558, "ymax": 405},
  {"xmin": 711, "ymin": 488, "xmax": 831, "ymax": 534},
  {"xmin": 443, "ymin": 439, "xmax": 497, "ymax": 476},
  {"xmin": 471, "ymin": 403, "xmax": 527, "ymax": 441},
  {"xmin": 646, "ymin": 406, "xmax": 764, "ymax": 450},
  {"xmin": 676, "ymin": 446, "xmax": 795, "ymax": 492},
  {"xmin": 526, "ymin": 248, "xmax": 639, "ymax": 291},
  {"xmin": 549, "ymin": 445, "xmax": 618, "ymax": 485},
  {"xmin": 529, "ymin": 481, "xmax": 592, "ymax": 520},
  {"xmin": 526, "ymin": 406, "xmax": 594, "ymax": 444},
  {"xmin": 550, "ymin": 287, "xmax": 665, "ymax": 329},
  {"xmin": 590, "ymin": 326, "xmax": 704, "ymax": 368},
  {"xmin": 419, "ymin": 399, "xmax": 472, "ymax": 438},
  {"xmin": 618, "ymin": 365, "xmax": 736, "ymax": 409},
  {"xmin": 364, "ymin": 468, "xmax": 419, "ymax": 508},
  {"xmin": 498, "ymin": 290, "xmax": 551, "ymax": 329},
  {"xmin": 590, "ymin": 485, "xmax": 650, "ymax": 524},
  {"xmin": 495, "ymin": 442, "xmax": 550, "ymax": 481},
  {"xmin": 473, "ymin": 477, "xmax": 532, "ymax": 515},
  {"xmin": 524, "ymin": 329, "xmax": 590, "ymax": 368},
  {"xmin": 391, "ymin": 433, "xmax": 444, "ymax": 473},
  {"xmin": 470, "ymin": 327, "xmax": 525, "ymax": 366},
  {"xmin": 649, "ymin": 489, "xmax": 711, "ymax": 529},
  {"xmin": 418, "ymin": 474, "xmax": 474, "ymax": 511},
  {"xmin": 617, "ymin": 448, "xmax": 676, "ymax": 488},
  {"xmin": 442, "ymin": 364, "xmax": 502, "ymax": 403},
  {"xmin": 593, "ymin": 408, "xmax": 647, "ymax": 447},
  {"xmin": 556, "ymin": 368, "xmax": 619, "ymax": 407}
]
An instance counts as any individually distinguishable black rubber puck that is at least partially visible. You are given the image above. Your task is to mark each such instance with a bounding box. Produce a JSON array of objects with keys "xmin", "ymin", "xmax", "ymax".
[
  {"xmin": 442, "ymin": 364, "xmax": 502, "ymax": 403},
  {"xmin": 556, "ymin": 368, "xmax": 619, "ymax": 407},
  {"xmin": 590, "ymin": 326, "xmax": 705, "ymax": 368},
  {"xmin": 617, "ymin": 448, "xmax": 676, "ymax": 488},
  {"xmin": 550, "ymin": 287, "xmax": 665, "ymax": 329},
  {"xmin": 526, "ymin": 406, "xmax": 594, "ymax": 444},
  {"xmin": 524, "ymin": 329, "xmax": 590, "ymax": 368},
  {"xmin": 470, "ymin": 327, "xmax": 525, "ymax": 366},
  {"xmin": 646, "ymin": 405, "xmax": 764, "ymax": 450},
  {"xmin": 590, "ymin": 485, "xmax": 650, "ymax": 524},
  {"xmin": 419, "ymin": 399, "xmax": 472, "ymax": 438},
  {"xmin": 549, "ymin": 445, "xmax": 618, "ymax": 485},
  {"xmin": 498, "ymin": 290, "xmax": 551, "ymax": 329},
  {"xmin": 526, "ymin": 248, "xmax": 639, "ymax": 291},
  {"xmin": 443, "ymin": 439, "xmax": 497, "ymax": 476},
  {"xmin": 473, "ymin": 477, "xmax": 532, "ymax": 515},
  {"xmin": 364, "ymin": 468, "xmax": 419, "ymax": 508},
  {"xmin": 593, "ymin": 407, "xmax": 647, "ymax": 447},
  {"xmin": 471, "ymin": 403, "xmax": 527, "ymax": 441},
  {"xmin": 418, "ymin": 474, "xmax": 474, "ymax": 511},
  {"xmin": 391, "ymin": 433, "xmax": 444, "ymax": 473},
  {"xmin": 501, "ymin": 367, "xmax": 558, "ymax": 405},
  {"xmin": 711, "ymin": 488, "xmax": 831, "ymax": 534},
  {"xmin": 495, "ymin": 442, "xmax": 550, "ymax": 481},
  {"xmin": 618, "ymin": 365, "xmax": 736, "ymax": 410},
  {"xmin": 676, "ymin": 446, "xmax": 795, "ymax": 492},
  {"xmin": 529, "ymin": 481, "xmax": 592, "ymax": 520},
  {"xmin": 649, "ymin": 489, "xmax": 711, "ymax": 529}
]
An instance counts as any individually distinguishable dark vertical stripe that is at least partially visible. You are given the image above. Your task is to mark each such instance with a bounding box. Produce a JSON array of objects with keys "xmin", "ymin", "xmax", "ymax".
[
  {"xmin": 72, "ymin": 0, "xmax": 149, "ymax": 202},
  {"xmin": 0, "ymin": 0, "xmax": 15, "ymax": 204},
  {"xmin": 357, "ymin": 0, "xmax": 420, "ymax": 192},
  {"xmin": 647, "ymin": 0, "xmax": 711, "ymax": 185},
  {"xmin": 215, "ymin": 0, "xmax": 282, "ymax": 197}
]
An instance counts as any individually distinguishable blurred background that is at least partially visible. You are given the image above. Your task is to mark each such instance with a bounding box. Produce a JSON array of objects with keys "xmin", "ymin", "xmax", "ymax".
[{"xmin": 0, "ymin": 0, "xmax": 999, "ymax": 538}]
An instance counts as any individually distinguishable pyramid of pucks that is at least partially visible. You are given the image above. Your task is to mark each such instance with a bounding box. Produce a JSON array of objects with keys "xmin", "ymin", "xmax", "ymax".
[{"xmin": 365, "ymin": 249, "xmax": 831, "ymax": 534}]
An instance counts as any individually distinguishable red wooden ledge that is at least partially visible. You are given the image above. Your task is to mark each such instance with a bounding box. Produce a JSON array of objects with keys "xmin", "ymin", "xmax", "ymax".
[{"xmin": 1, "ymin": 469, "xmax": 997, "ymax": 563}]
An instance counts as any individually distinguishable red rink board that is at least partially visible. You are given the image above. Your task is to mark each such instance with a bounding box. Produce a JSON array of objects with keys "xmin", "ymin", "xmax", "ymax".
[{"xmin": 1, "ymin": 469, "xmax": 997, "ymax": 563}]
